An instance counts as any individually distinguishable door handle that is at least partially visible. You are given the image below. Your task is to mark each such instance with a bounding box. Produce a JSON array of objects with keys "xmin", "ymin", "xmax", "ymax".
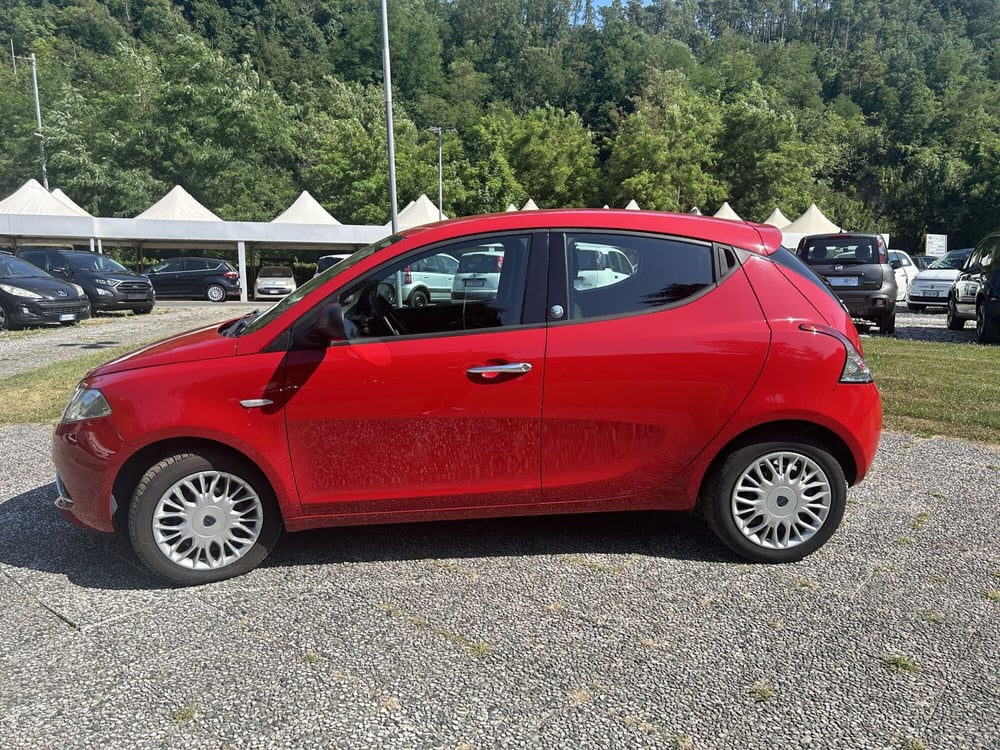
[
  {"xmin": 240, "ymin": 398, "xmax": 274, "ymax": 408},
  {"xmin": 466, "ymin": 362, "xmax": 532, "ymax": 376}
]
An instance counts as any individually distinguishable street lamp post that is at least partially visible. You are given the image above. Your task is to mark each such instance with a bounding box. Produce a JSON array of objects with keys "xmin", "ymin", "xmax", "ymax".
[
  {"xmin": 427, "ymin": 126, "xmax": 455, "ymax": 221},
  {"xmin": 12, "ymin": 47, "xmax": 48, "ymax": 189},
  {"xmin": 379, "ymin": 0, "xmax": 398, "ymax": 233}
]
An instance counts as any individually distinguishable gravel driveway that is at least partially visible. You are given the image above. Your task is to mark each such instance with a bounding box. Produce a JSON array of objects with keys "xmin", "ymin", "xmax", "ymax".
[{"xmin": 0, "ymin": 307, "xmax": 997, "ymax": 749}]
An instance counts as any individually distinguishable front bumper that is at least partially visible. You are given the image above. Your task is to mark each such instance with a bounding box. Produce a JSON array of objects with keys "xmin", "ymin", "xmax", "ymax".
[
  {"xmin": 7, "ymin": 298, "xmax": 91, "ymax": 326},
  {"xmin": 52, "ymin": 417, "xmax": 129, "ymax": 533}
]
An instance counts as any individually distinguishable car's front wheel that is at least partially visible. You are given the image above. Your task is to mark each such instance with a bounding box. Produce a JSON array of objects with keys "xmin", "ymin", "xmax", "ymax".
[
  {"xmin": 976, "ymin": 301, "xmax": 1000, "ymax": 344},
  {"xmin": 702, "ymin": 435, "xmax": 847, "ymax": 563},
  {"xmin": 205, "ymin": 284, "xmax": 227, "ymax": 303},
  {"xmin": 407, "ymin": 289, "xmax": 429, "ymax": 307},
  {"xmin": 127, "ymin": 451, "xmax": 282, "ymax": 585},
  {"xmin": 0, "ymin": 302, "xmax": 11, "ymax": 331}
]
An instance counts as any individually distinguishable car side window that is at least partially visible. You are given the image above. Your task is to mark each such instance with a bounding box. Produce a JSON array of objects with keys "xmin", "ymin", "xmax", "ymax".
[
  {"xmin": 185, "ymin": 259, "xmax": 211, "ymax": 271},
  {"xmin": 566, "ymin": 233, "xmax": 714, "ymax": 320},
  {"xmin": 334, "ymin": 234, "xmax": 531, "ymax": 341}
]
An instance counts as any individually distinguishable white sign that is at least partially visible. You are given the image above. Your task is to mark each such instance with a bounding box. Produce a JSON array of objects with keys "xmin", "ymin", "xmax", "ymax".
[{"xmin": 925, "ymin": 234, "xmax": 948, "ymax": 257}]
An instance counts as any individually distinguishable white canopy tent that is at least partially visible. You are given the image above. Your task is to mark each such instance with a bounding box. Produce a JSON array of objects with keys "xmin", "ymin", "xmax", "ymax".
[
  {"xmin": 0, "ymin": 179, "xmax": 89, "ymax": 217},
  {"xmin": 780, "ymin": 203, "xmax": 841, "ymax": 248},
  {"xmin": 383, "ymin": 194, "xmax": 447, "ymax": 231},
  {"xmin": 763, "ymin": 207, "xmax": 791, "ymax": 229},
  {"xmin": 137, "ymin": 185, "xmax": 223, "ymax": 221},
  {"xmin": 272, "ymin": 191, "xmax": 341, "ymax": 225},
  {"xmin": 521, "ymin": 198, "xmax": 539, "ymax": 211},
  {"xmin": 713, "ymin": 202, "xmax": 743, "ymax": 221},
  {"xmin": 624, "ymin": 199, "xmax": 641, "ymax": 210}
]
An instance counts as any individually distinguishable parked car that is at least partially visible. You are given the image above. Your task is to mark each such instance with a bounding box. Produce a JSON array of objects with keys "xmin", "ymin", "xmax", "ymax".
[
  {"xmin": 888, "ymin": 249, "xmax": 920, "ymax": 301},
  {"xmin": 905, "ymin": 248, "xmax": 974, "ymax": 312},
  {"xmin": 51, "ymin": 210, "xmax": 882, "ymax": 585},
  {"xmin": 947, "ymin": 234, "xmax": 1000, "ymax": 341},
  {"xmin": 314, "ymin": 254, "xmax": 351, "ymax": 278},
  {"xmin": 910, "ymin": 254, "xmax": 934, "ymax": 270},
  {"xmin": 379, "ymin": 252, "xmax": 459, "ymax": 306},
  {"xmin": 0, "ymin": 252, "xmax": 91, "ymax": 330},
  {"xmin": 795, "ymin": 233, "xmax": 897, "ymax": 334},
  {"xmin": 572, "ymin": 244, "xmax": 635, "ymax": 290},
  {"xmin": 144, "ymin": 257, "xmax": 241, "ymax": 302},
  {"xmin": 17, "ymin": 247, "xmax": 155, "ymax": 314},
  {"xmin": 254, "ymin": 265, "xmax": 297, "ymax": 301},
  {"xmin": 451, "ymin": 248, "xmax": 504, "ymax": 301}
]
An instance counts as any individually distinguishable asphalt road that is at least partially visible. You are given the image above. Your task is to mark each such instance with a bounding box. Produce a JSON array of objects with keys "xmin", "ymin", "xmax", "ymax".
[{"xmin": 0, "ymin": 305, "xmax": 997, "ymax": 749}]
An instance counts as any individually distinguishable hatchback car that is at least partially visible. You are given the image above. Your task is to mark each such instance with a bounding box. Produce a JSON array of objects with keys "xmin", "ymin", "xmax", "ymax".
[
  {"xmin": 52, "ymin": 210, "xmax": 882, "ymax": 585},
  {"xmin": 888, "ymin": 250, "xmax": 920, "ymax": 301},
  {"xmin": 796, "ymin": 233, "xmax": 897, "ymax": 334},
  {"xmin": 947, "ymin": 233, "xmax": 1000, "ymax": 341},
  {"xmin": 144, "ymin": 257, "xmax": 241, "ymax": 302},
  {"xmin": 17, "ymin": 247, "xmax": 155, "ymax": 314},
  {"xmin": 573, "ymin": 244, "xmax": 635, "ymax": 290},
  {"xmin": 254, "ymin": 265, "xmax": 297, "ymax": 301},
  {"xmin": 905, "ymin": 248, "xmax": 973, "ymax": 312},
  {"xmin": 0, "ymin": 252, "xmax": 91, "ymax": 330},
  {"xmin": 313, "ymin": 254, "xmax": 351, "ymax": 278},
  {"xmin": 451, "ymin": 249, "xmax": 504, "ymax": 301},
  {"xmin": 377, "ymin": 252, "xmax": 459, "ymax": 306}
]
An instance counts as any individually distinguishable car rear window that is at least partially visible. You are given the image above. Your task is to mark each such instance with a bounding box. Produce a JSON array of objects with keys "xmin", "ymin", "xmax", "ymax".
[
  {"xmin": 800, "ymin": 238, "xmax": 877, "ymax": 264},
  {"xmin": 457, "ymin": 253, "xmax": 503, "ymax": 273},
  {"xmin": 259, "ymin": 266, "xmax": 293, "ymax": 277}
]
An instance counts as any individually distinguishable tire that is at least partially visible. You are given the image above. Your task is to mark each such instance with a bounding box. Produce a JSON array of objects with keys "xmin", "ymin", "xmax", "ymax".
[
  {"xmin": 702, "ymin": 434, "xmax": 847, "ymax": 563},
  {"xmin": 407, "ymin": 289, "xmax": 429, "ymax": 307},
  {"xmin": 946, "ymin": 299, "xmax": 965, "ymax": 330},
  {"xmin": 127, "ymin": 451, "xmax": 282, "ymax": 585},
  {"xmin": 133, "ymin": 306, "xmax": 153, "ymax": 315},
  {"xmin": 907, "ymin": 303, "xmax": 925, "ymax": 312},
  {"xmin": 976, "ymin": 301, "xmax": 1000, "ymax": 344},
  {"xmin": 205, "ymin": 284, "xmax": 228, "ymax": 303},
  {"xmin": 877, "ymin": 312, "xmax": 895, "ymax": 335},
  {"xmin": 0, "ymin": 302, "xmax": 11, "ymax": 331}
]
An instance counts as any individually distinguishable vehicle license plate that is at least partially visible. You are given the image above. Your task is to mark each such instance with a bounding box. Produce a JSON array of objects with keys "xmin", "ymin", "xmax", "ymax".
[
  {"xmin": 125, "ymin": 294, "xmax": 147, "ymax": 300},
  {"xmin": 925, "ymin": 290, "xmax": 940, "ymax": 297},
  {"xmin": 465, "ymin": 279, "xmax": 485, "ymax": 288},
  {"xmin": 828, "ymin": 277, "xmax": 859, "ymax": 287},
  {"xmin": 58, "ymin": 313, "xmax": 76, "ymax": 322}
]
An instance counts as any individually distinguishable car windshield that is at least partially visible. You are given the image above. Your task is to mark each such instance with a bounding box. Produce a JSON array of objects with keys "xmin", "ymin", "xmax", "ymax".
[
  {"xmin": 0, "ymin": 255, "xmax": 50, "ymax": 279},
  {"xmin": 237, "ymin": 234, "xmax": 403, "ymax": 336},
  {"xmin": 259, "ymin": 266, "xmax": 294, "ymax": 278},
  {"xmin": 67, "ymin": 253, "xmax": 130, "ymax": 274},
  {"xmin": 928, "ymin": 250, "xmax": 970, "ymax": 270}
]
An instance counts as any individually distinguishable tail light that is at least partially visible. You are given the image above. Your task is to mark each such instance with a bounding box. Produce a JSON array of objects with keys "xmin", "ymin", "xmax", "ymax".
[
  {"xmin": 224, "ymin": 271, "xmax": 239, "ymax": 280},
  {"xmin": 403, "ymin": 265, "xmax": 412, "ymax": 284},
  {"xmin": 799, "ymin": 324, "xmax": 873, "ymax": 383}
]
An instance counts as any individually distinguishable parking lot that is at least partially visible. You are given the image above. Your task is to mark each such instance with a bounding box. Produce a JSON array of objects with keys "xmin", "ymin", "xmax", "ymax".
[{"xmin": 1, "ymin": 306, "xmax": 997, "ymax": 749}]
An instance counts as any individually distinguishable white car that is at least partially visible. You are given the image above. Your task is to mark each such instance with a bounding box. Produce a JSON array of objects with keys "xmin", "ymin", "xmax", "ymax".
[
  {"xmin": 254, "ymin": 265, "xmax": 297, "ymax": 301},
  {"xmin": 380, "ymin": 252, "xmax": 458, "ymax": 306},
  {"xmin": 313, "ymin": 254, "xmax": 351, "ymax": 278},
  {"xmin": 905, "ymin": 248, "xmax": 973, "ymax": 312},
  {"xmin": 451, "ymin": 249, "xmax": 503, "ymax": 301},
  {"xmin": 573, "ymin": 245, "xmax": 635, "ymax": 290},
  {"xmin": 888, "ymin": 249, "xmax": 920, "ymax": 302}
]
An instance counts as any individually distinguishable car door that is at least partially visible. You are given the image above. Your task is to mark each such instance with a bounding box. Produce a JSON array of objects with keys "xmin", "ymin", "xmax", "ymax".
[
  {"xmin": 148, "ymin": 258, "xmax": 184, "ymax": 296},
  {"xmin": 282, "ymin": 232, "xmax": 548, "ymax": 518},
  {"xmin": 540, "ymin": 231, "xmax": 771, "ymax": 506}
]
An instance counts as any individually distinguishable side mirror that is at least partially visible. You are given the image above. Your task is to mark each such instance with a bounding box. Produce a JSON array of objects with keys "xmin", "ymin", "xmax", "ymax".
[
  {"xmin": 51, "ymin": 266, "xmax": 70, "ymax": 278},
  {"xmin": 890, "ymin": 259, "xmax": 901, "ymax": 269},
  {"xmin": 293, "ymin": 303, "xmax": 347, "ymax": 348}
]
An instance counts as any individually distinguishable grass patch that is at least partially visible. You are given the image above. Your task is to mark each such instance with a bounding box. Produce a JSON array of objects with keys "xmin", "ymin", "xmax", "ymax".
[
  {"xmin": 864, "ymin": 337, "xmax": 1000, "ymax": 444},
  {"xmin": 883, "ymin": 655, "xmax": 920, "ymax": 674},
  {"xmin": 751, "ymin": 681, "xmax": 775, "ymax": 702},
  {"xmin": 0, "ymin": 345, "xmax": 135, "ymax": 426},
  {"xmin": 986, "ymin": 589, "xmax": 1000, "ymax": 602}
]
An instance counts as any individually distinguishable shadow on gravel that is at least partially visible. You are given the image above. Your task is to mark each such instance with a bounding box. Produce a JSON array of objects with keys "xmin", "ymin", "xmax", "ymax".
[
  {"xmin": 56, "ymin": 340, "xmax": 123, "ymax": 350},
  {"xmin": 0, "ymin": 483, "xmax": 731, "ymax": 590}
]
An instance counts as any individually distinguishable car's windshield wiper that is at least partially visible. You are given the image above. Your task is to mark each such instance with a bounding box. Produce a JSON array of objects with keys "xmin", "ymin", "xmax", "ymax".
[{"xmin": 224, "ymin": 310, "xmax": 261, "ymax": 337}]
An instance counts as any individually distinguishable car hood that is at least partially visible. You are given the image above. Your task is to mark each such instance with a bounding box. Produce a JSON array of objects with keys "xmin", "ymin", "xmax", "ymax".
[
  {"xmin": 913, "ymin": 269, "xmax": 960, "ymax": 282},
  {"xmin": 0, "ymin": 276, "xmax": 85, "ymax": 299},
  {"xmin": 89, "ymin": 323, "xmax": 237, "ymax": 377}
]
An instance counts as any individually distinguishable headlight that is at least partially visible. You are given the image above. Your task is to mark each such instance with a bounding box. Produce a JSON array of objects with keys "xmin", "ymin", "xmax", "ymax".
[
  {"xmin": 61, "ymin": 386, "xmax": 112, "ymax": 423},
  {"xmin": 0, "ymin": 283, "xmax": 42, "ymax": 299},
  {"xmin": 95, "ymin": 287, "xmax": 113, "ymax": 296},
  {"xmin": 71, "ymin": 283, "xmax": 86, "ymax": 296},
  {"xmin": 94, "ymin": 278, "xmax": 116, "ymax": 286}
]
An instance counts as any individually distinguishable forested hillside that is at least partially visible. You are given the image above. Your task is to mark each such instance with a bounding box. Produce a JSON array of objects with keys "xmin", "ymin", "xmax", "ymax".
[{"xmin": 2, "ymin": 0, "xmax": 1000, "ymax": 249}]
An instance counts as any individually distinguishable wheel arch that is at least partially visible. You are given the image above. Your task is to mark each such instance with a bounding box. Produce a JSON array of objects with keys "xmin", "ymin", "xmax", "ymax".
[
  {"xmin": 406, "ymin": 284, "xmax": 430, "ymax": 301},
  {"xmin": 111, "ymin": 437, "xmax": 280, "ymax": 533},
  {"xmin": 696, "ymin": 420, "xmax": 859, "ymax": 504}
]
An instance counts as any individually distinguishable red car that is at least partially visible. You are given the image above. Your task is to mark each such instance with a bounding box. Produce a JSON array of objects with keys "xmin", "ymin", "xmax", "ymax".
[{"xmin": 52, "ymin": 210, "xmax": 882, "ymax": 585}]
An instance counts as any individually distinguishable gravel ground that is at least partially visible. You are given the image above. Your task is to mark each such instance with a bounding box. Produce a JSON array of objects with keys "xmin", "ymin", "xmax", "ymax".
[{"xmin": 0, "ymin": 306, "xmax": 997, "ymax": 749}]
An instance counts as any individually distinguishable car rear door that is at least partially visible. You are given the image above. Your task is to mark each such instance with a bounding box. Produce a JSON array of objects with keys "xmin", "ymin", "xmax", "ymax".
[
  {"xmin": 281, "ymin": 232, "xmax": 549, "ymax": 518},
  {"xmin": 540, "ymin": 231, "xmax": 771, "ymax": 506}
]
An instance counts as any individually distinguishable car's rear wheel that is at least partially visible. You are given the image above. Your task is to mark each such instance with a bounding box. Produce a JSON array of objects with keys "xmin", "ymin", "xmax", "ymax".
[
  {"xmin": 0, "ymin": 302, "xmax": 11, "ymax": 330},
  {"xmin": 976, "ymin": 301, "xmax": 1000, "ymax": 343},
  {"xmin": 205, "ymin": 284, "xmax": 227, "ymax": 303},
  {"xmin": 128, "ymin": 451, "xmax": 282, "ymax": 585},
  {"xmin": 408, "ymin": 289, "xmax": 429, "ymax": 307},
  {"xmin": 946, "ymin": 299, "xmax": 965, "ymax": 330},
  {"xmin": 907, "ymin": 303, "xmax": 925, "ymax": 312},
  {"xmin": 702, "ymin": 435, "xmax": 846, "ymax": 563},
  {"xmin": 877, "ymin": 312, "xmax": 895, "ymax": 335}
]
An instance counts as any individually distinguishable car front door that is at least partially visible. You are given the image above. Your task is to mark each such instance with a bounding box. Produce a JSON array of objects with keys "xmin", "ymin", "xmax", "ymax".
[
  {"xmin": 540, "ymin": 231, "xmax": 771, "ymax": 507},
  {"xmin": 282, "ymin": 232, "xmax": 548, "ymax": 518}
]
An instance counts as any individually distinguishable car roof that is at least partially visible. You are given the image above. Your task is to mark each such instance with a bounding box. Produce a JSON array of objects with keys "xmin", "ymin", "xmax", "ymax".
[{"xmin": 395, "ymin": 209, "xmax": 782, "ymax": 256}]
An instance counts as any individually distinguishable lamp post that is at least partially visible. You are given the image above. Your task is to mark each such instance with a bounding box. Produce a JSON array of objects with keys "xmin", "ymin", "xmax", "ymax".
[
  {"xmin": 427, "ymin": 126, "xmax": 455, "ymax": 221},
  {"xmin": 379, "ymin": 0, "xmax": 398, "ymax": 233},
  {"xmin": 11, "ymin": 47, "xmax": 48, "ymax": 189}
]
